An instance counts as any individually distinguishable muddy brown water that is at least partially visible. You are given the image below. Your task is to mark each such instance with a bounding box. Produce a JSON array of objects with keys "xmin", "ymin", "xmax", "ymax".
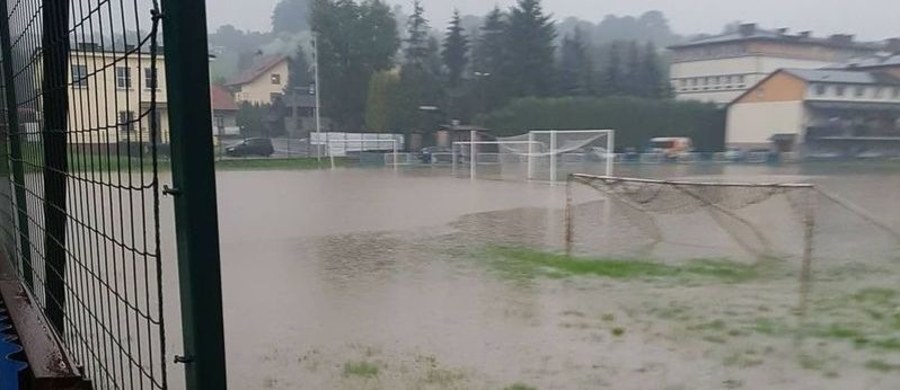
[{"xmin": 151, "ymin": 163, "xmax": 900, "ymax": 389}]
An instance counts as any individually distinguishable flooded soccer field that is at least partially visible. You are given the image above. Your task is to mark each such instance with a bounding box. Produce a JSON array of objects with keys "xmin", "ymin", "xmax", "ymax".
[{"xmin": 156, "ymin": 162, "xmax": 900, "ymax": 389}]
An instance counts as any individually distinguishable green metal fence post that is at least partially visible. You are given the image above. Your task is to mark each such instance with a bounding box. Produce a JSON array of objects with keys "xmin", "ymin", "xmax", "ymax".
[
  {"xmin": 0, "ymin": 0, "xmax": 33, "ymax": 288},
  {"xmin": 41, "ymin": 0, "xmax": 71, "ymax": 333},
  {"xmin": 161, "ymin": 1, "xmax": 228, "ymax": 389}
]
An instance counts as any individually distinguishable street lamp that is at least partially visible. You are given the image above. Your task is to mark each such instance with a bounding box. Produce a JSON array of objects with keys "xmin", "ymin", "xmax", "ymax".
[{"xmin": 473, "ymin": 71, "xmax": 492, "ymax": 123}]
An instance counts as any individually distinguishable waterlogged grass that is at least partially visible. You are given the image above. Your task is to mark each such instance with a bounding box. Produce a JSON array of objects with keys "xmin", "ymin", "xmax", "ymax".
[
  {"xmin": 483, "ymin": 247, "xmax": 761, "ymax": 282},
  {"xmin": 504, "ymin": 384, "xmax": 537, "ymax": 390},
  {"xmin": 215, "ymin": 157, "xmax": 350, "ymax": 171},
  {"xmin": 343, "ymin": 361, "xmax": 379, "ymax": 378}
]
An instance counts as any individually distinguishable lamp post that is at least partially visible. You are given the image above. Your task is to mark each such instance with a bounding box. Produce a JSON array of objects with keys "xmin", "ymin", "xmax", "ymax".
[{"xmin": 473, "ymin": 71, "xmax": 491, "ymax": 124}]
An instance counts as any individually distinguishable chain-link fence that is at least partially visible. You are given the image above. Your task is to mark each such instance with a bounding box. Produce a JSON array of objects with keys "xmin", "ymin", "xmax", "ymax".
[{"xmin": 0, "ymin": 0, "xmax": 168, "ymax": 388}]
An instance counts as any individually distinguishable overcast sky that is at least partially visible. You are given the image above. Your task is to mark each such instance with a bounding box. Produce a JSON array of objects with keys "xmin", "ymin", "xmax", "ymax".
[{"xmin": 205, "ymin": 0, "xmax": 899, "ymax": 40}]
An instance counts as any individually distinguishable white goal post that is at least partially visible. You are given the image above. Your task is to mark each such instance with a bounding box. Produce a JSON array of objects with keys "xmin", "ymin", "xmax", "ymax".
[
  {"xmin": 526, "ymin": 130, "xmax": 615, "ymax": 182},
  {"xmin": 451, "ymin": 140, "xmax": 542, "ymax": 178}
]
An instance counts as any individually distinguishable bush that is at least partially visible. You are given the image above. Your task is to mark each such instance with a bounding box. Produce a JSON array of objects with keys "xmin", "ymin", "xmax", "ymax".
[{"xmin": 485, "ymin": 96, "xmax": 725, "ymax": 152}]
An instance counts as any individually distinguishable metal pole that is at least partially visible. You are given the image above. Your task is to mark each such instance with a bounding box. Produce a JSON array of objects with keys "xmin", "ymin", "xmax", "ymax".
[
  {"xmin": 313, "ymin": 33, "xmax": 322, "ymax": 164},
  {"xmin": 565, "ymin": 175, "xmax": 574, "ymax": 256},
  {"xmin": 469, "ymin": 130, "xmax": 476, "ymax": 179},
  {"xmin": 161, "ymin": 1, "xmax": 228, "ymax": 388},
  {"xmin": 392, "ymin": 139, "xmax": 398, "ymax": 171},
  {"xmin": 549, "ymin": 130, "xmax": 557, "ymax": 183},
  {"xmin": 606, "ymin": 130, "xmax": 614, "ymax": 177},
  {"xmin": 0, "ymin": 0, "xmax": 32, "ymax": 287},
  {"xmin": 799, "ymin": 186, "xmax": 816, "ymax": 318},
  {"xmin": 527, "ymin": 131, "xmax": 535, "ymax": 180},
  {"xmin": 41, "ymin": 0, "xmax": 71, "ymax": 333}
]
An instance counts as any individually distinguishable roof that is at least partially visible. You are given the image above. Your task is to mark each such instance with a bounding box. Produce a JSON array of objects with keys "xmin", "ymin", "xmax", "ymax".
[
  {"xmin": 783, "ymin": 69, "xmax": 900, "ymax": 85},
  {"xmin": 210, "ymin": 85, "xmax": 238, "ymax": 111},
  {"xmin": 827, "ymin": 54, "xmax": 900, "ymax": 70},
  {"xmin": 671, "ymin": 26, "xmax": 881, "ymax": 51},
  {"xmin": 225, "ymin": 55, "xmax": 287, "ymax": 87}
]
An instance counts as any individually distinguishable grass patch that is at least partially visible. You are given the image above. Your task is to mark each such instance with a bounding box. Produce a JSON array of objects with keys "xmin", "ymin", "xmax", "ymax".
[
  {"xmin": 504, "ymin": 384, "xmax": 537, "ymax": 390},
  {"xmin": 215, "ymin": 157, "xmax": 350, "ymax": 171},
  {"xmin": 343, "ymin": 361, "xmax": 379, "ymax": 378},
  {"xmin": 864, "ymin": 359, "xmax": 898, "ymax": 373},
  {"xmin": 484, "ymin": 247, "xmax": 760, "ymax": 282},
  {"xmin": 611, "ymin": 327, "xmax": 626, "ymax": 337}
]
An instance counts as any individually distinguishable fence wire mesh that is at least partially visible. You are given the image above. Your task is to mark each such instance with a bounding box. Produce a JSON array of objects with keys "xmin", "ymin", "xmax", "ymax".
[{"xmin": 0, "ymin": 0, "xmax": 167, "ymax": 388}]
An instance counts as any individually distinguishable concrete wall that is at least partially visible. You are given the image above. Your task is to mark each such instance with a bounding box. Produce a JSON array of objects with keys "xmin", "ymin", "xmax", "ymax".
[
  {"xmin": 727, "ymin": 101, "xmax": 806, "ymax": 148},
  {"xmin": 671, "ymin": 55, "xmax": 831, "ymax": 104},
  {"xmin": 233, "ymin": 60, "xmax": 289, "ymax": 105}
]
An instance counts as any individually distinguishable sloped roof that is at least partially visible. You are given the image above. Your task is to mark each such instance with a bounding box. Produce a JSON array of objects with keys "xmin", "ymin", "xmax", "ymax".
[
  {"xmin": 211, "ymin": 85, "xmax": 238, "ymax": 111},
  {"xmin": 225, "ymin": 55, "xmax": 287, "ymax": 86},
  {"xmin": 826, "ymin": 54, "xmax": 900, "ymax": 70},
  {"xmin": 783, "ymin": 68, "xmax": 900, "ymax": 85}
]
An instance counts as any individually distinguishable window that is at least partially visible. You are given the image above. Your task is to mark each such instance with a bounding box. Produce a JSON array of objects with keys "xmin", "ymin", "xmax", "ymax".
[
  {"xmin": 116, "ymin": 67, "xmax": 131, "ymax": 89},
  {"xmin": 815, "ymin": 84, "xmax": 827, "ymax": 96},
  {"xmin": 118, "ymin": 111, "xmax": 135, "ymax": 133},
  {"xmin": 894, "ymin": 88, "xmax": 900, "ymax": 99},
  {"xmin": 874, "ymin": 87, "xmax": 884, "ymax": 99},
  {"xmin": 71, "ymin": 65, "xmax": 88, "ymax": 88},
  {"xmin": 144, "ymin": 67, "xmax": 157, "ymax": 90},
  {"xmin": 737, "ymin": 75, "xmax": 745, "ymax": 84},
  {"xmin": 271, "ymin": 73, "xmax": 281, "ymax": 85},
  {"xmin": 835, "ymin": 85, "xmax": 846, "ymax": 96},
  {"xmin": 855, "ymin": 86, "xmax": 866, "ymax": 97}
]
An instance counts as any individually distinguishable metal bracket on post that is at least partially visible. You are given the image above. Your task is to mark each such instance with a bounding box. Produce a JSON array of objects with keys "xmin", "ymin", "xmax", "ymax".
[{"xmin": 162, "ymin": 0, "xmax": 228, "ymax": 388}]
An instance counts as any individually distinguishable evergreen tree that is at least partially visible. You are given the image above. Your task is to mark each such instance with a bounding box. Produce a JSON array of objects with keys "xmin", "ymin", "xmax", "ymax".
[
  {"xmin": 624, "ymin": 40, "xmax": 642, "ymax": 96},
  {"xmin": 504, "ymin": 0, "xmax": 556, "ymax": 97},
  {"xmin": 442, "ymin": 10, "xmax": 469, "ymax": 88},
  {"xmin": 286, "ymin": 44, "xmax": 313, "ymax": 94},
  {"xmin": 558, "ymin": 27, "xmax": 593, "ymax": 96},
  {"xmin": 641, "ymin": 41, "xmax": 671, "ymax": 98},
  {"xmin": 404, "ymin": 0, "xmax": 430, "ymax": 68},
  {"xmin": 602, "ymin": 41, "xmax": 623, "ymax": 96},
  {"xmin": 272, "ymin": 0, "xmax": 311, "ymax": 33},
  {"xmin": 472, "ymin": 6, "xmax": 506, "ymax": 76}
]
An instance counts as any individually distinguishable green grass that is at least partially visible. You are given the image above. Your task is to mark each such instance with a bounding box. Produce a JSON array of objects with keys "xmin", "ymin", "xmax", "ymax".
[
  {"xmin": 864, "ymin": 359, "xmax": 898, "ymax": 373},
  {"xmin": 484, "ymin": 247, "xmax": 761, "ymax": 282},
  {"xmin": 504, "ymin": 384, "xmax": 537, "ymax": 390},
  {"xmin": 343, "ymin": 360, "xmax": 379, "ymax": 378},
  {"xmin": 214, "ymin": 157, "xmax": 350, "ymax": 171}
]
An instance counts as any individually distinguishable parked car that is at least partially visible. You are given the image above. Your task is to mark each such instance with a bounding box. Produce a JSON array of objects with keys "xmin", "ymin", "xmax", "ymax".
[
  {"xmin": 225, "ymin": 138, "xmax": 274, "ymax": 157},
  {"xmin": 419, "ymin": 146, "xmax": 452, "ymax": 163}
]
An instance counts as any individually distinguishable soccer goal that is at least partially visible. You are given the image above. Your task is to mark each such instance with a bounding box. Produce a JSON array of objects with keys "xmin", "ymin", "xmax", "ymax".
[
  {"xmin": 452, "ymin": 129, "xmax": 614, "ymax": 181},
  {"xmin": 497, "ymin": 129, "xmax": 615, "ymax": 182},
  {"xmin": 564, "ymin": 173, "xmax": 900, "ymax": 301}
]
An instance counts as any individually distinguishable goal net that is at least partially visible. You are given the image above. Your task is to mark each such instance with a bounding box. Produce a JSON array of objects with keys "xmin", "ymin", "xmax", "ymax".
[
  {"xmin": 564, "ymin": 174, "xmax": 900, "ymax": 282},
  {"xmin": 451, "ymin": 130, "xmax": 614, "ymax": 181}
]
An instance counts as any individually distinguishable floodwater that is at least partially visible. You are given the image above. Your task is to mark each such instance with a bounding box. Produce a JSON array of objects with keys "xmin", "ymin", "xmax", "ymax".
[{"xmin": 158, "ymin": 162, "xmax": 900, "ymax": 390}]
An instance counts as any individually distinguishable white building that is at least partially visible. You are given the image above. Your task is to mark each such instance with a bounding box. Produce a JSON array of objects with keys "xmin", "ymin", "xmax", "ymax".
[{"xmin": 669, "ymin": 24, "xmax": 884, "ymax": 105}]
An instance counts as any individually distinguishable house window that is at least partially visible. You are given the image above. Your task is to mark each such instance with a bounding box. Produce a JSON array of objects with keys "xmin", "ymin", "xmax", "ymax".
[
  {"xmin": 814, "ymin": 84, "xmax": 827, "ymax": 96},
  {"xmin": 894, "ymin": 88, "xmax": 900, "ymax": 99},
  {"xmin": 116, "ymin": 67, "xmax": 131, "ymax": 89},
  {"xmin": 874, "ymin": 87, "xmax": 884, "ymax": 98},
  {"xmin": 835, "ymin": 85, "xmax": 846, "ymax": 96},
  {"xmin": 855, "ymin": 86, "xmax": 866, "ymax": 97},
  {"xmin": 71, "ymin": 64, "xmax": 88, "ymax": 88},
  {"xmin": 737, "ymin": 75, "xmax": 745, "ymax": 84},
  {"xmin": 271, "ymin": 73, "xmax": 281, "ymax": 85},
  {"xmin": 144, "ymin": 67, "xmax": 158, "ymax": 90},
  {"xmin": 118, "ymin": 111, "xmax": 135, "ymax": 133}
]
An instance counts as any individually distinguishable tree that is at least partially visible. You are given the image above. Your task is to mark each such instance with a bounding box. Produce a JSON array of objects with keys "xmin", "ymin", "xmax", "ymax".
[
  {"xmin": 470, "ymin": 7, "xmax": 508, "ymax": 115},
  {"xmin": 272, "ymin": 0, "xmax": 312, "ymax": 33},
  {"xmin": 640, "ymin": 42, "xmax": 670, "ymax": 98},
  {"xmin": 558, "ymin": 28, "xmax": 593, "ymax": 96},
  {"xmin": 624, "ymin": 40, "xmax": 642, "ymax": 96},
  {"xmin": 310, "ymin": 0, "xmax": 400, "ymax": 131},
  {"xmin": 601, "ymin": 41, "xmax": 623, "ymax": 96},
  {"xmin": 442, "ymin": 10, "xmax": 469, "ymax": 88},
  {"xmin": 403, "ymin": 0, "xmax": 430, "ymax": 67},
  {"xmin": 504, "ymin": 0, "xmax": 557, "ymax": 97},
  {"xmin": 365, "ymin": 70, "xmax": 401, "ymax": 132},
  {"xmin": 286, "ymin": 44, "xmax": 313, "ymax": 94}
]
